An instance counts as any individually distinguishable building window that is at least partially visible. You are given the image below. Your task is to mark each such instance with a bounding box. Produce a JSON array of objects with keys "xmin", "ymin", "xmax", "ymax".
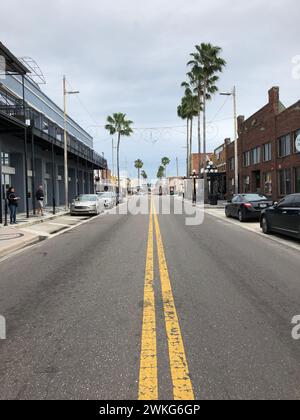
[
  {"xmin": 278, "ymin": 134, "xmax": 291, "ymax": 158},
  {"xmin": 295, "ymin": 167, "xmax": 300, "ymax": 193},
  {"xmin": 295, "ymin": 129, "xmax": 300, "ymax": 154},
  {"xmin": 1, "ymin": 152, "xmax": 9, "ymax": 166},
  {"xmin": 278, "ymin": 169, "xmax": 291, "ymax": 196},
  {"xmin": 243, "ymin": 176, "xmax": 250, "ymax": 193},
  {"xmin": 263, "ymin": 143, "xmax": 272, "ymax": 162},
  {"xmin": 229, "ymin": 158, "xmax": 235, "ymax": 171},
  {"xmin": 251, "ymin": 147, "xmax": 261, "ymax": 165},
  {"xmin": 263, "ymin": 172, "xmax": 272, "ymax": 195},
  {"xmin": 243, "ymin": 151, "xmax": 250, "ymax": 167}
]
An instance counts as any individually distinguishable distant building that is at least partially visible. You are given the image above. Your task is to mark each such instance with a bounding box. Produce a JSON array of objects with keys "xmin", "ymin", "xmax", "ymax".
[{"xmin": 191, "ymin": 153, "xmax": 214, "ymax": 176}]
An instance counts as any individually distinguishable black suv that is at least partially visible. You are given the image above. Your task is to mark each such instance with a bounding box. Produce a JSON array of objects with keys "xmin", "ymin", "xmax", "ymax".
[{"xmin": 260, "ymin": 194, "xmax": 300, "ymax": 239}]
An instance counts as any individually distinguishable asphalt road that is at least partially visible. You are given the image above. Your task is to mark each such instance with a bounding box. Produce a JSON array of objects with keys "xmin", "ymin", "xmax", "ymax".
[{"xmin": 0, "ymin": 197, "xmax": 299, "ymax": 400}]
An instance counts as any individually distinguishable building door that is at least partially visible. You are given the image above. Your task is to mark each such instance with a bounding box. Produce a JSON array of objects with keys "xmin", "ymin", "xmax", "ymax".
[{"xmin": 252, "ymin": 171, "xmax": 261, "ymax": 193}]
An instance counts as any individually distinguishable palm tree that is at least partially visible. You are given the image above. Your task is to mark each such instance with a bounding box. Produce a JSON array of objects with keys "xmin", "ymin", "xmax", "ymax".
[
  {"xmin": 157, "ymin": 165, "xmax": 165, "ymax": 180},
  {"xmin": 177, "ymin": 90, "xmax": 199, "ymax": 176},
  {"xmin": 177, "ymin": 102, "xmax": 189, "ymax": 177},
  {"xmin": 161, "ymin": 157, "xmax": 171, "ymax": 179},
  {"xmin": 188, "ymin": 43, "xmax": 226, "ymax": 199},
  {"xmin": 134, "ymin": 159, "xmax": 144, "ymax": 191},
  {"xmin": 141, "ymin": 170, "xmax": 148, "ymax": 181},
  {"xmin": 105, "ymin": 113, "xmax": 134, "ymax": 204}
]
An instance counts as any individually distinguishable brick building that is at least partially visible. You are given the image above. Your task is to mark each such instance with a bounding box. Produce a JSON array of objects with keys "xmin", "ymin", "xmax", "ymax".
[
  {"xmin": 191, "ymin": 153, "xmax": 214, "ymax": 176},
  {"xmin": 226, "ymin": 87, "xmax": 300, "ymax": 201}
]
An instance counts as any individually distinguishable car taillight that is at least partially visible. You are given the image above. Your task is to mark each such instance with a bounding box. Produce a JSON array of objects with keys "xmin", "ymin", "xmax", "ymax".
[{"xmin": 244, "ymin": 203, "xmax": 253, "ymax": 208}]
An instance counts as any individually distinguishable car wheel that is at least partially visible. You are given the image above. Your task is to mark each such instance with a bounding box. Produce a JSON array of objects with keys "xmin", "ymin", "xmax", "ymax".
[
  {"xmin": 238, "ymin": 209, "xmax": 246, "ymax": 222},
  {"xmin": 225, "ymin": 208, "xmax": 231, "ymax": 218},
  {"xmin": 261, "ymin": 216, "xmax": 270, "ymax": 234}
]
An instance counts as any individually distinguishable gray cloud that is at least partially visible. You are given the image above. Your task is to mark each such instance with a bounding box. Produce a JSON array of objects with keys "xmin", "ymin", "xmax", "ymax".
[{"xmin": 1, "ymin": 0, "xmax": 299, "ymax": 177}]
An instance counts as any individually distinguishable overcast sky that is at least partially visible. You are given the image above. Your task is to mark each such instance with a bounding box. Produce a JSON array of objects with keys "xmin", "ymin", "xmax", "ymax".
[{"xmin": 1, "ymin": 0, "xmax": 299, "ymax": 178}]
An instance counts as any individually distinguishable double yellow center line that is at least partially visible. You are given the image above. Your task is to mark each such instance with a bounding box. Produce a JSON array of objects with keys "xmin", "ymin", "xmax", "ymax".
[{"xmin": 138, "ymin": 200, "xmax": 194, "ymax": 400}]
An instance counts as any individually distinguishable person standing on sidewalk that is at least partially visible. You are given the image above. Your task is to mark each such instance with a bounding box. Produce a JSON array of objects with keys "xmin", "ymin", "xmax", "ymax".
[
  {"xmin": 7, "ymin": 187, "xmax": 20, "ymax": 225},
  {"xmin": 35, "ymin": 186, "xmax": 45, "ymax": 217}
]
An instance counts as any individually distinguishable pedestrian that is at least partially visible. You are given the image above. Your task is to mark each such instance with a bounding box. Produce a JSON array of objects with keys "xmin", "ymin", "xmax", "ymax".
[
  {"xmin": 35, "ymin": 185, "xmax": 45, "ymax": 217},
  {"xmin": 7, "ymin": 187, "xmax": 20, "ymax": 225}
]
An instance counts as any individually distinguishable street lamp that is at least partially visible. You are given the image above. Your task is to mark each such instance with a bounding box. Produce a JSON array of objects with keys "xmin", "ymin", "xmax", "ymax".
[
  {"xmin": 220, "ymin": 86, "xmax": 238, "ymax": 195},
  {"xmin": 63, "ymin": 75, "xmax": 79, "ymax": 211},
  {"xmin": 192, "ymin": 169, "xmax": 197, "ymax": 204},
  {"xmin": 203, "ymin": 161, "xmax": 218, "ymax": 203}
]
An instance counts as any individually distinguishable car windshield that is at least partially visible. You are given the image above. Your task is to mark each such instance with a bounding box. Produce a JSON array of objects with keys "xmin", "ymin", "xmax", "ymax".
[
  {"xmin": 99, "ymin": 192, "xmax": 113, "ymax": 198},
  {"xmin": 77, "ymin": 195, "xmax": 97, "ymax": 202},
  {"xmin": 242, "ymin": 194, "xmax": 268, "ymax": 201}
]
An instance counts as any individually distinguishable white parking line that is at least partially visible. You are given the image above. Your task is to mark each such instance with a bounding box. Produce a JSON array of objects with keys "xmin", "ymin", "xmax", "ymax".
[{"xmin": 47, "ymin": 222, "xmax": 70, "ymax": 227}]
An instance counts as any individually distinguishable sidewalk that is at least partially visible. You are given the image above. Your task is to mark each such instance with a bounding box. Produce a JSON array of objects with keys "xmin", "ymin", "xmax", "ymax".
[{"xmin": 0, "ymin": 206, "xmax": 69, "ymax": 259}]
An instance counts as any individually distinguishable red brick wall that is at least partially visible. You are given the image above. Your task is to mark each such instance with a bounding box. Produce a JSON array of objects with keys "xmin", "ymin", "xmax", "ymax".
[{"xmin": 228, "ymin": 87, "xmax": 300, "ymax": 200}]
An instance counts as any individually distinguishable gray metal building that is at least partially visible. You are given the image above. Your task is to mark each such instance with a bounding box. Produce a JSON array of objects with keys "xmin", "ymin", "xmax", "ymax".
[{"xmin": 0, "ymin": 42, "xmax": 107, "ymax": 220}]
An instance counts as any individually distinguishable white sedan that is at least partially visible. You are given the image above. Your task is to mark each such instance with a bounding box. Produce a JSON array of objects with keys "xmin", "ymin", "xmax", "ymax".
[
  {"xmin": 70, "ymin": 194, "xmax": 104, "ymax": 216},
  {"xmin": 97, "ymin": 192, "xmax": 117, "ymax": 209}
]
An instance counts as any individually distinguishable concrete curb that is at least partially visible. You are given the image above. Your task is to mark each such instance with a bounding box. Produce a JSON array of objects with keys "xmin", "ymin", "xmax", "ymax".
[
  {"xmin": 0, "ymin": 211, "xmax": 69, "ymax": 230},
  {"xmin": 0, "ymin": 235, "xmax": 45, "ymax": 259}
]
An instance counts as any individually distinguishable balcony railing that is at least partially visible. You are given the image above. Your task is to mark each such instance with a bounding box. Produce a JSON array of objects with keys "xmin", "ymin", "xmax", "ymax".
[{"xmin": 0, "ymin": 87, "xmax": 107, "ymax": 169}]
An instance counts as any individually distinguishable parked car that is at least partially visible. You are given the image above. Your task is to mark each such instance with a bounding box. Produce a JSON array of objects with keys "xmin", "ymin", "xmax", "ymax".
[
  {"xmin": 70, "ymin": 194, "xmax": 104, "ymax": 216},
  {"xmin": 97, "ymin": 191, "xmax": 117, "ymax": 209},
  {"xmin": 225, "ymin": 194, "xmax": 273, "ymax": 222},
  {"xmin": 260, "ymin": 194, "xmax": 300, "ymax": 239}
]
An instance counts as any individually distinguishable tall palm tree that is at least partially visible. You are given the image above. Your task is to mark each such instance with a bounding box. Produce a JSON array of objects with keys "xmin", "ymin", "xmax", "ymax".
[
  {"xmin": 105, "ymin": 113, "xmax": 133, "ymax": 204},
  {"xmin": 178, "ymin": 90, "xmax": 199, "ymax": 176},
  {"xmin": 141, "ymin": 170, "xmax": 148, "ymax": 181},
  {"xmin": 134, "ymin": 159, "xmax": 144, "ymax": 190},
  {"xmin": 161, "ymin": 157, "xmax": 171, "ymax": 179},
  {"xmin": 188, "ymin": 43, "xmax": 226, "ymax": 199},
  {"xmin": 177, "ymin": 102, "xmax": 190, "ymax": 177},
  {"xmin": 157, "ymin": 165, "xmax": 165, "ymax": 180}
]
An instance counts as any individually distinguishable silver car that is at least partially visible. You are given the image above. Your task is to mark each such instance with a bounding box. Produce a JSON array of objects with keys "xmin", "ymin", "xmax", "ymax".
[{"xmin": 70, "ymin": 194, "xmax": 104, "ymax": 216}]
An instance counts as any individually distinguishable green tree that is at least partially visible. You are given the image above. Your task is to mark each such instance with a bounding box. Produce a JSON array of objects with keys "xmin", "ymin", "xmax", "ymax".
[
  {"xmin": 134, "ymin": 159, "xmax": 144, "ymax": 190},
  {"xmin": 105, "ymin": 113, "xmax": 134, "ymax": 203},
  {"xmin": 157, "ymin": 165, "xmax": 165, "ymax": 180},
  {"xmin": 161, "ymin": 157, "xmax": 171, "ymax": 179},
  {"xmin": 177, "ymin": 90, "xmax": 199, "ymax": 176},
  {"xmin": 141, "ymin": 170, "xmax": 148, "ymax": 181},
  {"xmin": 187, "ymin": 43, "xmax": 226, "ymax": 197}
]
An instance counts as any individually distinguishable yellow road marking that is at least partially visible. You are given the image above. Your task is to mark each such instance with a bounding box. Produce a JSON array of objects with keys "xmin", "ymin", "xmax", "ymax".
[
  {"xmin": 153, "ymin": 201, "xmax": 195, "ymax": 400},
  {"xmin": 138, "ymin": 202, "xmax": 158, "ymax": 400}
]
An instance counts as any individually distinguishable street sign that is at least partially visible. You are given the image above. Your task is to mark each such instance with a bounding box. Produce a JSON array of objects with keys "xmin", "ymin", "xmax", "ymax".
[{"xmin": 296, "ymin": 134, "xmax": 300, "ymax": 153}]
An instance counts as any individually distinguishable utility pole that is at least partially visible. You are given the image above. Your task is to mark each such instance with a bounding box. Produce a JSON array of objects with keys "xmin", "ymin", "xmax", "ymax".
[
  {"xmin": 63, "ymin": 76, "xmax": 79, "ymax": 211},
  {"xmin": 220, "ymin": 86, "xmax": 238, "ymax": 195},
  {"xmin": 176, "ymin": 157, "xmax": 179, "ymax": 178},
  {"xmin": 233, "ymin": 86, "xmax": 238, "ymax": 195}
]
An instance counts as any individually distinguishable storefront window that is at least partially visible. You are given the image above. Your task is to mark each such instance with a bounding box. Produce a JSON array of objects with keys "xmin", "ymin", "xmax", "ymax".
[
  {"xmin": 263, "ymin": 172, "xmax": 272, "ymax": 195},
  {"xmin": 243, "ymin": 176, "xmax": 250, "ymax": 193},
  {"xmin": 295, "ymin": 167, "xmax": 300, "ymax": 193},
  {"xmin": 278, "ymin": 169, "xmax": 291, "ymax": 196}
]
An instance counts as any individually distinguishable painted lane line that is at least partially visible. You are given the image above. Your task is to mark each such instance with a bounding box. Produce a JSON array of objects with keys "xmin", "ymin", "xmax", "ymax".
[
  {"xmin": 153, "ymin": 203, "xmax": 195, "ymax": 401},
  {"xmin": 138, "ymin": 202, "xmax": 158, "ymax": 400}
]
